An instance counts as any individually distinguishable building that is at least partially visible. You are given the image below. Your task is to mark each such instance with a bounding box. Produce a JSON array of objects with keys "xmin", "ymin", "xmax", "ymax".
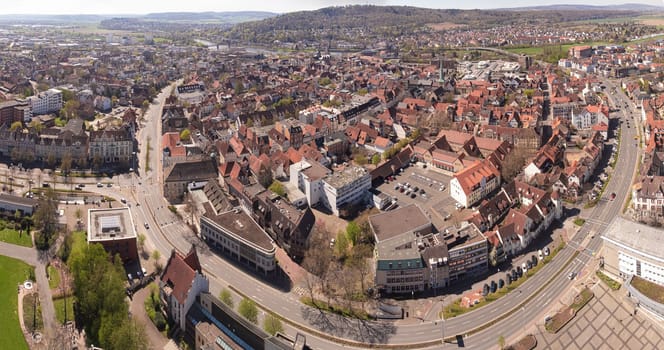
[
  {"xmin": 0, "ymin": 193, "xmax": 38, "ymax": 216},
  {"xmin": 189, "ymin": 292, "xmax": 305, "ymax": 350},
  {"xmin": 87, "ymin": 207, "xmax": 138, "ymax": 263},
  {"xmin": 321, "ymin": 165, "xmax": 371, "ymax": 217},
  {"xmin": 370, "ymin": 204, "xmax": 438, "ymax": 294},
  {"xmin": 163, "ymin": 160, "xmax": 218, "ymax": 203},
  {"xmin": 289, "ymin": 159, "xmax": 331, "ymax": 207},
  {"xmin": 89, "ymin": 127, "xmax": 134, "ymax": 165},
  {"xmin": 28, "ymin": 88, "xmax": 62, "ymax": 115},
  {"xmin": 0, "ymin": 100, "xmax": 30, "ymax": 125},
  {"xmin": 450, "ymin": 160, "xmax": 501, "ymax": 208},
  {"xmin": 200, "ymin": 206, "xmax": 276, "ymax": 274},
  {"xmin": 252, "ymin": 190, "xmax": 315, "ymax": 262},
  {"xmin": 602, "ymin": 217, "xmax": 664, "ymax": 318},
  {"xmin": 160, "ymin": 246, "xmax": 209, "ymax": 331},
  {"xmin": 632, "ymin": 176, "xmax": 664, "ymax": 223},
  {"xmin": 442, "ymin": 223, "xmax": 489, "ymax": 282}
]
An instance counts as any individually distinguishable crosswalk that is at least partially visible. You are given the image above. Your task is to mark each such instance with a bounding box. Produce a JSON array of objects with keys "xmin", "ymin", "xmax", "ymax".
[{"xmin": 292, "ymin": 286, "xmax": 307, "ymax": 296}]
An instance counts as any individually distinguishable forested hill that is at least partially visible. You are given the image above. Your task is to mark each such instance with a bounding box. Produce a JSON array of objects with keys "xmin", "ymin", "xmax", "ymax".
[{"xmin": 225, "ymin": 5, "xmax": 638, "ymax": 44}]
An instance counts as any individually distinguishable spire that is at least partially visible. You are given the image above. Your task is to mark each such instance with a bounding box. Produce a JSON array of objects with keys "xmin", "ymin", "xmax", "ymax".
[{"xmin": 438, "ymin": 59, "xmax": 445, "ymax": 83}]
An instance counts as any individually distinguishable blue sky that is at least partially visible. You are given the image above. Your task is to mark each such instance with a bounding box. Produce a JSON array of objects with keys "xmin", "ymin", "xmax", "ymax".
[{"xmin": 0, "ymin": 0, "xmax": 662, "ymax": 15}]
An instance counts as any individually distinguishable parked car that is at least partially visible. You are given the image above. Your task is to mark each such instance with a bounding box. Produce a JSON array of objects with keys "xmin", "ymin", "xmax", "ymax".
[
  {"xmin": 498, "ymin": 279, "xmax": 505, "ymax": 289},
  {"xmin": 107, "ymin": 183, "xmax": 112, "ymax": 188},
  {"xmin": 97, "ymin": 182, "xmax": 103, "ymax": 188},
  {"xmin": 544, "ymin": 247, "xmax": 550, "ymax": 256},
  {"xmin": 516, "ymin": 267, "xmax": 523, "ymax": 278},
  {"xmin": 506, "ymin": 274, "xmax": 512, "ymax": 285},
  {"xmin": 490, "ymin": 281, "xmax": 497, "ymax": 293},
  {"xmin": 144, "ymin": 222, "xmax": 149, "ymax": 229},
  {"xmin": 531, "ymin": 255, "xmax": 538, "ymax": 267},
  {"xmin": 538, "ymin": 249, "xmax": 544, "ymax": 260},
  {"xmin": 410, "ymin": 193, "xmax": 417, "ymax": 199},
  {"xmin": 522, "ymin": 262, "xmax": 528, "ymax": 272},
  {"xmin": 526, "ymin": 260, "xmax": 533, "ymax": 270},
  {"xmin": 482, "ymin": 284, "xmax": 490, "ymax": 296}
]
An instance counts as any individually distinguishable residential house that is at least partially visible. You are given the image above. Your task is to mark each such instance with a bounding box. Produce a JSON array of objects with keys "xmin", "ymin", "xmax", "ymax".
[{"xmin": 450, "ymin": 160, "xmax": 501, "ymax": 208}]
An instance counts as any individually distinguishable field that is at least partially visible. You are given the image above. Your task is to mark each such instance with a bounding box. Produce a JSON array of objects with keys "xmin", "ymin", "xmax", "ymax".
[
  {"xmin": 0, "ymin": 255, "xmax": 32, "ymax": 350},
  {"xmin": 0, "ymin": 224, "xmax": 33, "ymax": 248}
]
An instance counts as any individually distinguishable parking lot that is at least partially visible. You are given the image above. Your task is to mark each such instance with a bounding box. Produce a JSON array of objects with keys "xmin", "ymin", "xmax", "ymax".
[{"xmin": 376, "ymin": 164, "xmax": 464, "ymax": 228}]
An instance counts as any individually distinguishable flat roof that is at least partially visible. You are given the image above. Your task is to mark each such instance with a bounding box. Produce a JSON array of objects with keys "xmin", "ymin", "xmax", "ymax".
[
  {"xmin": 202, "ymin": 204, "xmax": 274, "ymax": 251},
  {"xmin": 87, "ymin": 207, "xmax": 136, "ymax": 242},
  {"xmin": 324, "ymin": 165, "xmax": 368, "ymax": 189},
  {"xmin": 603, "ymin": 217, "xmax": 664, "ymax": 263},
  {"xmin": 0, "ymin": 193, "xmax": 38, "ymax": 207},
  {"xmin": 369, "ymin": 204, "xmax": 432, "ymax": 242}
]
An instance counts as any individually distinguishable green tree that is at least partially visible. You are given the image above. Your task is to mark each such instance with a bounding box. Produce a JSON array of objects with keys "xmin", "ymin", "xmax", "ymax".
[
  {"xmin": 263, "ymin": 314, "xmax": 284, "ymax": 336},
  {"xmin": 355, "ymin": 153, "xmax": 368, "ymax": 165},
  {"xmin": 238, "ymin": 298, "xmax": 258, "ymax": 324},
  {"xmin": 346, "ymin": 221, "xmax": 361, "ymax": 246},
  {"xmin": 319, "ymin": 77, "xmax": 332, "ymax": 86},
  {"xmin": 371, "ymin": 153, "xmax": 381, "ymax": 165},
  {"xmin": 9, "ymin": 121, "xmax": 22, "ymax": 132},
  {"xmin": 219, "ymin": 288, "xmax": 234, "ymax": 308},
  {"xmin": 334, "ymin": 231, "xmax": 349, "ymax": 259},
  {"xmin": 268, "ymin": 180, "xmax": 286, "ymax": 197},
  {"xmin": 60, "ymin": 88, "xmax": 75, "ymax": 102},
  {"xmin": 151, "ymin": 250, "xmax": 162, "ymax": 274},
  {"xmin": 105, "ymin": 319, "xmax": 149, "ymax": 350},
  {"xmin": 137, "ymin": 233, "xmax": 146, "ymax": 253},
  {"xmin": 179, "ymin": 129, "xmax": 191, "ymax": 142},
  {"xmin": 70, "ymin": 243, "xmax": 134, "ymax": 347}
]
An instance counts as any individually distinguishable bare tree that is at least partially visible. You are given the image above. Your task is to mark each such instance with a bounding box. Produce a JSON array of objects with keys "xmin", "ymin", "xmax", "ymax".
[{"xmin": 501, "ymin": 147, "xmax": 530, "ymax": 184}]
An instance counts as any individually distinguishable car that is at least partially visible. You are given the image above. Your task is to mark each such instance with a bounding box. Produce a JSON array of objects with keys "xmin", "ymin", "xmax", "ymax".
[
  {"xmin": 498, "ymin": 279, "xmax": 505, "ymax": 289},
  {"xmin": 121, "ymin": 198, "xmax": 127, "ymax": 204},
  {"xmin": 516, "ymin": 267, "xmax": 523, "ymax": 278},
  {"xmin": 522, "ymin": 262, "xmax": 528, "ymax": 272},
  {"xmin": 544, "ymin": 247, "xmax": 550, "ymax": 256},
  {"xmin": 568, "ymin": 272, "xmax": 576, "ymax": 280},
  {"xmin": 144, "ymin": 222, "xmax": 149, "ymax": 229},
  {"xmin": 75, "ymin": 186, "xmax": 82, "ymax": 191},
  {"xmin": 42, "ymin": 183, "xmax": 50, "ymax": 188},
  {"xmin": 538, "ymin": 249, "xmax": 544, "ymax": 260},
  {"xmin": 610, "ymin": 192, "xmax": 616, "ymax": 201},
  {"xmin": 394, "ymin": 184, "xmax": 401, "ymax": 190},
  {"xmin": 490, "ymin": 281, "xmax": 497, "ymax": 293},
  {"xmin": 413, "ymin": 186, "xmax": 419, "ymax": 192},
  {"xmin": 107, "ymin": 183, "xmax": 112, "ymax": 188},
  {"xmin": 97, "ymin": 182, "xmax": 103, "ymax": 188},
  {"xmin": 399, "ymin": 187, "xmax": 405, "ymax": 193},
  {"xmin": 420, "ymin": 189, "xmax": 425, "ymax": 195},
  {"xmin": 410, "ymin": 193, "xmax": 417, "ymax": 199},
  {"xmin": 127, "ymin": 273, "xmax": 133, "ymax": 281},
  {"xmin": 78, "ymin": 184, "xmax": 85, "ymax": 187},
  {"xmin": 526, "ymin": 260, "xmax": 533, "ymax": 269}
]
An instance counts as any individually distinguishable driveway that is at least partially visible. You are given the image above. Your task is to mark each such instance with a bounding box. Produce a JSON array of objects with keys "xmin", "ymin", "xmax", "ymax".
[{"xmin": 129, "ymin": 286, "xmax": 168, "ymax": 350}]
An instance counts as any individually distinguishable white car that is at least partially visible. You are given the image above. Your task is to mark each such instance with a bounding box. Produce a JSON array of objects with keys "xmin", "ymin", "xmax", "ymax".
[{"xmin": 522, "ymin": 262, "xmax": 528, "ymax": 272}]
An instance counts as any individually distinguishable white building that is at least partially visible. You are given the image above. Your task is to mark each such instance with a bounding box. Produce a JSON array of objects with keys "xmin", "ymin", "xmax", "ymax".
[
  {"xmin": 450, "ymin": 160, "xmax": 501, "ymax": 208},
  {"xmin": 321, "ymin": 165, "xmax": 371, "ymax": 216},
  {"xmin": 160, "ymin": 247, "xmax": 209, "ymax": 331},
  {"xmin": 289, "ymin": 159, "xmax": 331, "ymax": 209},
  {"xmin": 29, "ymin": 88, "xmax": 62, "ymax": 115},
  {"xmin": 200, "ymin": 205, "xmax": 276, "ymax": 274},
  {"xmin": 571, "ymin": 105, "xmax": 608, "ymax": 130}
]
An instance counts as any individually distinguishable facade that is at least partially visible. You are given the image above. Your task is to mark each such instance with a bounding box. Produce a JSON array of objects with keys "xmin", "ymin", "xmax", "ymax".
[
  {"xmin": 160, "ymin": 246, "xmax": 209, "ymax": 331},
  {"xmin": 0, "ymin": 194, "xmax": 38, "ymax": 216},
  {"xmin": 29, "ymin": 88, "xmax": 62, "ymax": 115},
  {"xmin": 89, "ymin": 127, "xmax": 134, "ymax": 165},
  {"xmin": 0, "ymin": 100, "xmax": 30, "ymax": 125},
  {"xmin": 200, "ymin": 205, "xmax": 276, "ymax": 274},
  {"xmin": 321, "ymin": 165, "xmax": 371, "ymax": 217},
  {"xmin": 289, "ymin": 159, "xmax": 330, "ymax": 208},
  {"xmin": 571, "ymin": 105, "xmax": 609, "ymax": 130},
  {"xmin": 632, "ymin": 176, "xmax": 664, "ymax": 223},
  {"xmin": 163, "ymin": 160, "xmax": 218, "ymax": 203},
  {"xmin": 443, "ymin": 224, "xmax": 489, "ymax": 282},
  {"xmin": 602, "ymin": 217, "xmax": 664, "ymax": 287},
  {"xmin": 370, "ymin": 204, "xmax": 438, "ymax": 294},
  {"xmin": 87, "ymin": 207, "xmax": 138, "ymax": 263},
  {"xmin": 450, "ymin": 160, "xmax": 501, "ymax": 208},
  {"xmin": 251, "ymin": 190, "xmax": 315, "ymax": 262}
]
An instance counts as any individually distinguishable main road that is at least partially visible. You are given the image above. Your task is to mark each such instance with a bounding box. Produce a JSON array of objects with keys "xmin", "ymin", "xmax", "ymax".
[{"xmin": 3, "ymin": 76, "xmax": 639, "ymax": 349}]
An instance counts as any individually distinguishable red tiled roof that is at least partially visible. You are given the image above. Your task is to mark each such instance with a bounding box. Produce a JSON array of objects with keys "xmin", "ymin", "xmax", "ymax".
[
  {"xmin": 162, "ymin": 132, "xmax": 186, "ymax": 157},
  {"xmin": 160, "ymin": 246, "xmax": 201, "ymax": 305}
]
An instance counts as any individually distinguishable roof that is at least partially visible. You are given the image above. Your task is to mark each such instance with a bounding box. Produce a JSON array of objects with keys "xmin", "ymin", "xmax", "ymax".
[
  {"xmin": 87, "ymin": 207, "xmax": 136, "ymax": 242},
  {"xmin": 369, "ymin": 204, "xmax": 432, "ymax": 242},
  {"xmin": 0, "ymin": 193, "xmax": 38, "ymax": 208},
  {"xmin": 164, "ymin": 160, "xmax": 218, "ymax": 183},
  {"xmin": 602, "ymin": 217, "xmax": 664, "ymax": 263},
  {"xmin": 323, "ymin": 165, "xmax": 369, "ymax": 189},
  {"xmin": 202, "ymin": 205, "xmax": 275, "ymax": 252},
  {"xmin": 160, "ymin": 246, "xmax": 203, "ymax": 305},
  {"xmin": 454, "ymin": 160, "xmax": 500, "ymax": 195},
  {"xmin": 162, "ymin": 132, "xmax": 186, "ymax": 157}
]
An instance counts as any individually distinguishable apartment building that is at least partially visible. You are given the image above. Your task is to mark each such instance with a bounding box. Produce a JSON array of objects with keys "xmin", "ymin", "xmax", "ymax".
[
  {"xmin": 321, "ymin": 165, "xmax": 371, "ymax": 217},
  {"xmin": 450, "ymin": 160, "xmax": 501, "ymax": 208},
  {"xmin": 29, "ymin": 88, "xmax": 62, "ymax": 115}
]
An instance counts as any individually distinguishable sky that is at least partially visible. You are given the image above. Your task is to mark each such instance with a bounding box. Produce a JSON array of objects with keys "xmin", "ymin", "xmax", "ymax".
[{"xmin": 0, "ymin": 0, "xmax": 662, "ymax": 15}]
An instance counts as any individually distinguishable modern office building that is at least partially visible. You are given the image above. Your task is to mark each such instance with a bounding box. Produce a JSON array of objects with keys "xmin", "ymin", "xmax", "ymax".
[{"xmin": 87, "ymin": 207, "xmax": 138, "ymax": 263}]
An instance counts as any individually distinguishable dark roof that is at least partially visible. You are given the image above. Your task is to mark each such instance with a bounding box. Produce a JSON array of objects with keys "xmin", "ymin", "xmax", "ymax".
[
  {"xmin": 202, "ymin": 204, "xmax": 274, "ymax": 251},
  {"xmin": 0, "ymin": 193, "xmax": 38, "ymax": 207},
  {"xmin": 369, "ymin": 204, "xmax": 432, "ymax": 242},
  {"xmin": 165, "ymin": 159, "xmax": 218, "ymax": 183}
]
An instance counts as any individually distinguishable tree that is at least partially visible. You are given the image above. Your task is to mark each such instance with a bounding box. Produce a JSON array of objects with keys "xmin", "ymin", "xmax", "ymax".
[
  {"xmin": 10, "ymin": 121, "xmax": 22, "ymax": 132},
  {"xmin": 151, "ymin": 250, "xmax": 162, "ymax": 274},
  {"xmin": 501, "ymin": 147, "xmax": 529, "ymax": 184},
  {"xmin": 263, "ymin": 314, "xmax": 284, "ymax": 336},
  {"xmin": 29, "ymin": 119, "xmax": 44, "ymax": 133},
  {"xmin": 179, "ymin": 128, "xmax": 191, "ymax": 141},
  {"xmin": 334, "ymin": 231, "xmax": 349, "ymax": 259},
  {"xmin": 60, "ymin": 152, "xmax": 73, "ymax": 175},
  {"xmin": 238, "ymin": 298, "xmax": 258, "ymax": 324},
  {"xmin": 141, "ymin": 100, "xmax": 150, "ymax": 111},
  {"xmin": 61, "ymin": 100, "xmax": 80, "ymax": 120},
  {"xmin": 371, "ymin": 153, "xmax": 381, "ymax": 165},
  {"xmin": 137, "ymin": 233, "xmax": 146, "ymax": 253},
  {"xmin": 355, "ymin": 153, "xmax": 368, "ymax": 165},
  {"xmin": 105, "ymin": 319, "xmax": 148, "ymax": 350},
  {"xmin": 345, "ymin": 221, "xmax": 361, "ymax": 246},
  {"xmin": 498, "ymin": 335, "xmax": 505, "ymax": 350},
  {"xmin": 268, "ymin": 180, "xmax": 286, "ymax": 197},
  {"xmin": 34, "ymin": 188, "xmax": 58, "ymax": 249},
  {"xmin": 219, "ymin": 288, "xmax": 234, "ymax": 308}
]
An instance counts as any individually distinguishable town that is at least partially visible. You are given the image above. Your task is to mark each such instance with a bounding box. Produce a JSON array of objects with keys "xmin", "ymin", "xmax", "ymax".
[{"xmin": 0, "ymin": 3, "xmax": 663, "ymax": 350}]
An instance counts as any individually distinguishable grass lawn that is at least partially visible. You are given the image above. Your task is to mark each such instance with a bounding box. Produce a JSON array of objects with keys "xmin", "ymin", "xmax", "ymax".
[
  {"xmin": 0, "ymin": 255, "xmax": 32, "ymax": 350},
  {"xmin": 47, "ymin": 265, "xmax": 60, "ymax": 290},
  {"xmin": 573, "ymin": 218, "xmax": 586, "ymax": 226},
  {"xmin": 53, "ymin": 297, "xmax": 75, "ymax": 325},
  {"xmin": 596, "ymin": 270, "xmax": 621, "ymax": 291},
  {"xmin": 570, "ymin": 287, "xmax": 594, "ymax": 311},
  {"xmin": 0, "ymin": 227, "xmax": 32, "ymax": 247},
  {"xmin": 630, "ymin": 275, "xmax": 664, "ymax": 304}
]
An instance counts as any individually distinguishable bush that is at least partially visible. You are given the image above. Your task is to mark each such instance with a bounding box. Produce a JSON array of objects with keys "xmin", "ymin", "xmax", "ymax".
[
  {"xmin": 153, "ymin": 312, "xmax": 167, "ymax": 331},
  {"xmin": 596, "ymin": 270, "xmax": 621, "ymax": 290}
]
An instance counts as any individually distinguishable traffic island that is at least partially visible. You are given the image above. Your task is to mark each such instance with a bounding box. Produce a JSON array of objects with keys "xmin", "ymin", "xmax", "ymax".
[
  {"xmin": 505, "ymin": 334, "xmax": 536, "ymax": 350},
  {"xmin": 545, "ymin": 287, "xmax": 594, "ymax": 333}
]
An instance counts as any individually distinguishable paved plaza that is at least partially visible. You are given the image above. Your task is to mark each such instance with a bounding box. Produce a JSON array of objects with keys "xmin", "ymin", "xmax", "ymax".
[{"xmin": 535, "ymin": 281, "xmax": 664, "ymax": 350}]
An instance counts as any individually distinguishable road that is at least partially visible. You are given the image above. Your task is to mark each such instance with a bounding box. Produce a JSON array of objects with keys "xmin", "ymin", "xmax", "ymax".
[{"xmin": 0, "ymin": 75, "xmax": 640, "ymax": 349}]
